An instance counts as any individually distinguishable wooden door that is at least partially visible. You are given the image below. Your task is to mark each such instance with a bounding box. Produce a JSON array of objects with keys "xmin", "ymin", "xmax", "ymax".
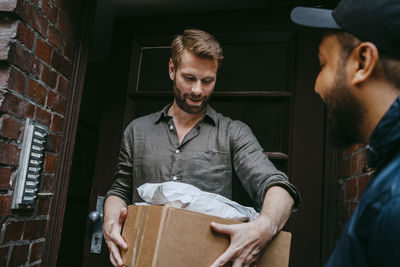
[{"xmin": 80, "ymin": 7, "xmax": 335, "ymax": 267}]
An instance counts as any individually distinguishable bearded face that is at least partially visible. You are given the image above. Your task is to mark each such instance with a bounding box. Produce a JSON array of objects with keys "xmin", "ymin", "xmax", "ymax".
[
  {"xmin": 324, "ymin": 64, "xmax": 365, "ymax": 148},
  {"xmin": 172, "ymin": 77, "xmax": 211, "ymax": 114}
]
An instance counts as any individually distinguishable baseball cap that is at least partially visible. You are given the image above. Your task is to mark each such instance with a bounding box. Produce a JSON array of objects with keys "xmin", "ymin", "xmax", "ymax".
[{"xmin": 290, "ymin": 0, "xmax": 400, "ymax": 59}]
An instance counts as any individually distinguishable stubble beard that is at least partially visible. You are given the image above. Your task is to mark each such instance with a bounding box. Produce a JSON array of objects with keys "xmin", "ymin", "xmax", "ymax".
[
  {"xmin": 326, "ymin": 65, "xmax": 365, "ymax": 148},
  {"xmin": 173, "ymin": 79, "xmax": 210, "ymax": 115}
]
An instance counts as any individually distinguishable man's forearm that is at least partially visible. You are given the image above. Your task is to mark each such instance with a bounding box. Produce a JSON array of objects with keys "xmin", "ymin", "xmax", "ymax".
[{"xmin": 258, "ymin": 186, "xmax": 294, "ymax": 235}]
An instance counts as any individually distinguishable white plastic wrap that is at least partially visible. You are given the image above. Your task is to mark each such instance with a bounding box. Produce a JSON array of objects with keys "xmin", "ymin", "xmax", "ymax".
[{"xmin": 137, "ymin": 182, "xmax": 259, "ymax": 221}]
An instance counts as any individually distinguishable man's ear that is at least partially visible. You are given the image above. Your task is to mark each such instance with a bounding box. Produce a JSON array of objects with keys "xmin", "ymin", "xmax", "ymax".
[
  {"xmin": 169, "ymin": 59, "xmax": 175, "ymax": 81},
  {"xmin": 349, "ymin": 42, "xmax": 379, "ymax": 85}
]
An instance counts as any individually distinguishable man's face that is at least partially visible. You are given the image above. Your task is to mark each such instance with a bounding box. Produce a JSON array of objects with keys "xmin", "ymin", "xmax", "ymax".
[
  {"xmin": 169, "ymin": 50, "xmax": 218, "ymax": 114},
  {"xmin": 315, "ymin": 34, "xmax": 364, "ymax": 147}
]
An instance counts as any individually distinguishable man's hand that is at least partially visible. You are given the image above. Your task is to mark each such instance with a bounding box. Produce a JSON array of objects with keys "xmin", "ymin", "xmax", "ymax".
[
  {"xmin": 103, "ymin": 196, "xmax": 128, "ymax": 267},
  {"xmin": 210, "ymin": 186, "xmax": 294, "ymax": 267},
  {"xmin": 210, "ymin": 215, "xmax": 276, "ymax": 267}
]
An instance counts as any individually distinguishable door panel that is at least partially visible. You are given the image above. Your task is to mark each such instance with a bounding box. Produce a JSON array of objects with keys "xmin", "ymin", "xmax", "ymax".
[{"xmin": 81, "ymin": 7, "xmax": 332, "ymax": 267}]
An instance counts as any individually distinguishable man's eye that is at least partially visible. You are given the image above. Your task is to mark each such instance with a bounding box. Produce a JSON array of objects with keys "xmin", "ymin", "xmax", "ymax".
[
  {"xmin": 202, "ymin": 79, "xmax": 213, "ymax": 84},
  {"xmin": 185, "ymin": 76, "xmax": 196, "ymax": 81}
]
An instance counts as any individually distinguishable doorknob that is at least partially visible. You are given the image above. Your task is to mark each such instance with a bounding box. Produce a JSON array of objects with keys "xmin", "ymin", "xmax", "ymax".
[
  {"xmin": 89, "ymin": 196, "xmax": 105, "ymax": 254},
  {"xmin": 89, "ymin": 210, "xmax": 103, "ymax": 222}
]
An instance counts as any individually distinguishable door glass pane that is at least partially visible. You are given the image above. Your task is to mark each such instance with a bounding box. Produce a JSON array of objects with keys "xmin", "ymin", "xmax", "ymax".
[
  {"xmin": 210, "ymin": 98, "xmax": 288, "ymax": 153},
  {"xmin": 216, "ymin": 42, "xmax": 290, "ymax": 92},
  {"xmin": 137, "ymin": 47, "xmax": 171, "ymax": 91}
]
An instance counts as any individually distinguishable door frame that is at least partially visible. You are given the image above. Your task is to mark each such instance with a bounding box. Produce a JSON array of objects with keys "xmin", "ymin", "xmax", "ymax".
[
  {"xmin": 49, "ymin": 4, "xmax": 339, "ymax": 266},
  {"xmin": 42, "ymin": 0, "xmax": 97, "ymax": 265}
]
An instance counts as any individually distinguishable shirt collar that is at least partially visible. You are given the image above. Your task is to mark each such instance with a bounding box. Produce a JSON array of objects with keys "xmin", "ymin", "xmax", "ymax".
[
  {"xmin": 367, "ymin": 95, "xmax": 400, "ymax": 168},
  {"xmin": 154, "ymin": 103, "xmax": 217, "ymax": 126}
]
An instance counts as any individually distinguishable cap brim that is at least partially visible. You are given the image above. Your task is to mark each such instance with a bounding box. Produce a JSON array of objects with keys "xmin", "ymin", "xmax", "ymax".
[{"xmin": 290, "ymin": 7, "xmax": 342, "ymax": 29}]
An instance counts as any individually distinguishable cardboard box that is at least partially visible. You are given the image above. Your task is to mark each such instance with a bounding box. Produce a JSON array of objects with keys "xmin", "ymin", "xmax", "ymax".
[{"xmin": 121, "ymin": 205, "xmax": 291, "ymax": 267}]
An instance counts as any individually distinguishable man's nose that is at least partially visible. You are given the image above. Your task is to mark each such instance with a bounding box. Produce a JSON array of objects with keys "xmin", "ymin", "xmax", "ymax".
[{"xmin": 191, "ymin": 81, "xmax": 202, "ymax": 95}]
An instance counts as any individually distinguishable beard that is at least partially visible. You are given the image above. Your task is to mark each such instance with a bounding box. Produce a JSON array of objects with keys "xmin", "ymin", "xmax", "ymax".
[
  {"xmin": 173, "ymin": 79, "xmax": 211, "ymax": 114},
  {"xmin": 325, "ymin": 66, "xmax": 365, "ymax": 148}
]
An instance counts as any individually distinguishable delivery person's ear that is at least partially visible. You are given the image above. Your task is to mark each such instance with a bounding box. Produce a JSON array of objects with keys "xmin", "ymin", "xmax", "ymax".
[
  {"xmin": 169, "ymin": 59, "xmax": 176, "ymax": 81},
  {"xmin": 350, "ymin": 42, "xmax": 378, "ymax": 86}
]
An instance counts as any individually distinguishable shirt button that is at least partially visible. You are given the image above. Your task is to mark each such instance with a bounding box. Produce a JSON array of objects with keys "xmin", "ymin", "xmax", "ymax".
[
  {"xmin": 169, "ymin": 125, "xmax": 174, "ymax": 130},
  {"xmin": 175, "ymin": 149, "xmax": 180, "ymax": 154},
  {"xmin": 172, "ymin": 176, "xmax": 178, "ymax": 181}
]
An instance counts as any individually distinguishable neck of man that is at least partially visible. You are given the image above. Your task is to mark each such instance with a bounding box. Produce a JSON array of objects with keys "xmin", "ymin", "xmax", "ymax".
[
  {"xmin": 357, "ymin": 80, "xmax": 400, "ymax": 143},
  {"xmin": 168, "ymin": 100, "xmax": 205, "ymax": 129}
]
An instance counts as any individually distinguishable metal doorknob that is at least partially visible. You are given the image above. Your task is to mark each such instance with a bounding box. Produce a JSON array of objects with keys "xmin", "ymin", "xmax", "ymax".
[{"xmin": 89, "ymin": 210, "xmax": 103, "ymax": 222}]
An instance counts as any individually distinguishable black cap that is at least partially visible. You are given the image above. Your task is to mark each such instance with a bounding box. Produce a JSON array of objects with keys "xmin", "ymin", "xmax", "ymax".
[{"xmin": 290, "ymin": 0, "xmax": 400, "ymax": 59}]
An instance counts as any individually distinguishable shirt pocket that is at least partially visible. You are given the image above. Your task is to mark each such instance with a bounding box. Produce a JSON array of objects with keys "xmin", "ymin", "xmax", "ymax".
[{"xmin": 185, "ymin": 150, "xmax": 231, "ymax": 191}]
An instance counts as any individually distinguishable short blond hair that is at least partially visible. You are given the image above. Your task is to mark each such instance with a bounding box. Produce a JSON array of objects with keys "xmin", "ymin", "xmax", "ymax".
[{"xmin": 171, "ymin": 29, "xmax": 223, "ymax": 69}]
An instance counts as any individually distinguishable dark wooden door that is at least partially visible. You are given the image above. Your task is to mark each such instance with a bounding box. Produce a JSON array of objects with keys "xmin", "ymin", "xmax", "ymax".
[{"xmin": 80, "ymin": 7, "xmax": 334, "ymax": 267}]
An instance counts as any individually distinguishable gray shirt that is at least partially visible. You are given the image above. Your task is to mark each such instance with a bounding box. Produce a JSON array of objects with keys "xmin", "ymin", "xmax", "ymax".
[{"xmin": 106, "ymin": 104, "xmax": 300, "ymax": 208}]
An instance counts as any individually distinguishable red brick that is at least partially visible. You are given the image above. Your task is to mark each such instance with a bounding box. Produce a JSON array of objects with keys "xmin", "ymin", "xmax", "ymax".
[
  {"xmin": 9, "ymin": 244, "xmax": 28, "ymax": 266},
  {"xmin": 0, "ymin": 247, "xmax": 9, "ymax": 267},
  {"xmin": 27, "ymin": 79, "xmax": 47, "ymax": 105},
  {"xmin": 4, "ymin": 221, "xmax": 24, "ymax": 242},
  {"xmin": 47, "ymin": 90, "xmax": 66, "ymax": 114},
  {"xmin": 16, "ymin": 22, "xmax": 34, "ymax": 51},
  {"xmin": 39, "ymin": 173, "xmax": 54, "ymax": 193},
  {"xmin": 0, "ymin": 195, "xmax": 11, "ymax": 216},
  {"xmin": 34, "ymin": 106, "xmax": 51, "ymax": 127},
  {"xmin": 41, "ymin": 64, "xmax": 57, "ymax": 88},
  {"xmin": 57, "ymin": 75, "xmax": 69, "ymax": 96},
  {"xmin": 48, "ymin": 25, "xmax": 63, "ymax": 51},
  {"xmin": 45, "ymin": 133, "xmax": 61, "ymax": 152},
  {"xmin": 358, "ymin": 175, "xmax": 372, "ymax": 196},
  {"xmin": 348, "ymin": 143, "xmax": 364, "ymax": 154},
  {"xmin": 351, "ymin": 152, "xmax": 364, "ymax": 175},
  {"xmin": 32, "ymin": 56, "xmax": 41, "ymax": 78},
  {"xmin": 345, "ymin": 178, "xmax": 357, "ymax": 200},
  {"xmin": 42, "ymin": 0, "xmax": 58, "ymax": 23},
  {"xmin": 0, "ymin": 64, "xmax": 10, "ymax": 88},
  {"xmin": 0, "ymin": 167, "xmax": 12, "ymax": 190},
  {"xmin": 51, "ymin": 114, "xmax": 64, "ymax": 132},
  {"xmin": 35, "ymin": 38, "xmax": 52, "ymax": 64},
  {"xmin": 8, "ymin": 42, "xmax": 34, "ymax": 73},
  {"xmin": 0, "ymin": 92, "xmax": 35, "ymax": 118},
  {"xmin": 0, "ymin": 114, "xmax": 21, "ymax": 140},
  {"xmin": 30, "ymin": 241, "xmax": 45, "ymax": 262},
  {"xmin": 23, "ymin": 220, "xmax": 47, "ymax": 240},
  {"xmin": 0, "ymin": 142, "xmax": 20, "ymax": 166},
  {"xmin": 52, "ymin": 51, "xmax": 71, "ymax": 78},
  {"xmin": 8, "ymin": 67, "xmax": 27, "ymax": 94},
  {"xmin": 44, "ymin": 154, "xmax": 57, "ymax": 172},
  {"xmin": 36, "ymin": 198, "xmax": 50, "ymax": 215},
  {"xmin": 16, "ymin": 0, "xmax": 48, "ymax": 37},
  {"xmin": 64, "ymin": 41, "xmax": 74, "ymax": 61}
]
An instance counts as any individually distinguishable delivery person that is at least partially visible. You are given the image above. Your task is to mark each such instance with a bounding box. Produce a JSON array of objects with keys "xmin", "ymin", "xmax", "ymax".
[
  {"xmin": 291, "ymin": 0, "xmax": 400, "ymax": 265},
  {"xmin": 103, "ymin": 29, "xmax": 300, "ymax": 267}
]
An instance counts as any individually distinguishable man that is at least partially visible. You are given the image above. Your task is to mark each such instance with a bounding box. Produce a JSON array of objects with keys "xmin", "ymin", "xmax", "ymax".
[
  {"xmin": 291, "ymin": 0, "xmax": 400, "ymax": 266},
  {"xmin": 103, "ymin": 29, "xmax": 300, "ymax": 267}
]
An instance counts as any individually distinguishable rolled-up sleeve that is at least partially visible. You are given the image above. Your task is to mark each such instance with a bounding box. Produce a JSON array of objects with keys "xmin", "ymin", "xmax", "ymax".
[
  {"xmin": 230, "ymin": 121, "xmax": 300, "ymax": 210},
  {"xmin": 105, "ymin": 124, "xmax": 134, "ymax": 205}
]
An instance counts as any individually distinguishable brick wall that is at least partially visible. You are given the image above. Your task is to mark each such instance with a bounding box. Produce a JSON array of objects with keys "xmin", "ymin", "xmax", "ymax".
[
  {"xmin": 0, "ymin": 0, "xmax": 82, "ymax": 266},
  {"xmin": 336, "ymin": 144, "xmax": 375, "ymax": 240}
]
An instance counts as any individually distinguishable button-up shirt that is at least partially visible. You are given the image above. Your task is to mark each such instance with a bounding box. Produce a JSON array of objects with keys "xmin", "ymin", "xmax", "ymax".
[{"xmin": 106, "ymin": 104, "xmax": 300, "ymax": 207}]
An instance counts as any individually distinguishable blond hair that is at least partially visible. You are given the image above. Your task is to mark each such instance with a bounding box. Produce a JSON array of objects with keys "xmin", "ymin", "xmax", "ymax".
[{"xmin": 171, "ymin": 29, "xmax": 223, "ymax": 69}]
